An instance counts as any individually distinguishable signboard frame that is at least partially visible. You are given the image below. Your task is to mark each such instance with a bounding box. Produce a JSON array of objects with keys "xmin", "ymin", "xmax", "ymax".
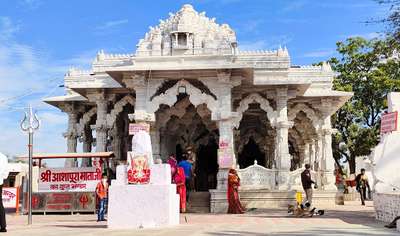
[
  {"xmin": 380, "ymin": 111, "xmax": 398, "ymax": 135},
  {"xmin": 2, "ymin": 187, "xmax": 19, "ymax": 211}
]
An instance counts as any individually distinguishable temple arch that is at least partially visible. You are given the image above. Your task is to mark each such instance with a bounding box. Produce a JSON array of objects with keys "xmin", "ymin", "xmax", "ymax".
[
  {"xmin": 107, "ymin": 95, "xmax": 135, "ymax": 128},
  {"xmin": 288, "ymin": 103, "xmax": 321, "ymax": 129},
  {"xmin": 148, "ymin": 79, "xmax": 217, "ymax": 116},
  {"xmin": 233, "ymin": 93, "xmax": 276, "ymax": 128}
]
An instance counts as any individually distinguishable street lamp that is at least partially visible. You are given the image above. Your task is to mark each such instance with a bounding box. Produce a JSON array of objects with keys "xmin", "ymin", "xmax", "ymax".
[{"xmin": 20, "ymin": 105, "xmax": 40, "ymax": 225}]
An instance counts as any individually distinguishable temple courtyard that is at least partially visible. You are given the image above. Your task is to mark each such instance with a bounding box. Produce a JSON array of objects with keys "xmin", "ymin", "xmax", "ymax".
[{"xmin": 4, "ymin": 201, "xmax": 397, "ymax": 236}]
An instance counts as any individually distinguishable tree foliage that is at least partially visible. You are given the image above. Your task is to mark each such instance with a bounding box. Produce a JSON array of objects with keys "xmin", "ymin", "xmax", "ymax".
[{"xmin": 329, "ymin": 37, "xmax": 400, "ymax": 174}]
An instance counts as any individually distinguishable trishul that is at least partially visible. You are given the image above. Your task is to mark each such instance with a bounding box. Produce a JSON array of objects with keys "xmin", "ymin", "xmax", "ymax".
[{"xmin": 20, "ymin": 105, "xmax": 40, "ymax": 133}]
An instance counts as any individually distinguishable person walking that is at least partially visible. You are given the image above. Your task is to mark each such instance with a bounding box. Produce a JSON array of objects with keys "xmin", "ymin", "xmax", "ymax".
[
  {"xmin": 355, "ymin": 168, "xmax": 371, "ymax": 206},
  {"xmin": 95, "ymin": 174, "xmax": 109, "ymax": 222},
  {"xmin": 301, "ymin": 164, "xmax": 317, "ymax": 206},
  {"xmin": 0, "ymin": 153, "xmax": 9, "ymax": 232},
  {"xmin": 178, "ymin": 154, "xmax": 193, "ymax": 203}
]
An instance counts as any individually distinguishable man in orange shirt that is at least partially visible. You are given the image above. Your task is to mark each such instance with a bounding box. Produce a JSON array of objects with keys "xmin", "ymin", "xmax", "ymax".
[{"xmin": 96, "ymin": 174, "xmax": 109, "ymax": 222}]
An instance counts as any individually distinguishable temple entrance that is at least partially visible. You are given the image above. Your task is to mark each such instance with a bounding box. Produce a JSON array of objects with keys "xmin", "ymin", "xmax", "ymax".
[
  {"xmin": 238, "ymin": 137, "xmax": 265, "ymax": 168},
  {"xmin": 235, "ymin": 103, "xmax": 275, "ymax": 169},
  {"xmin": 156, "ymin": 94, "xmax": 219, "ymax": 191},
  {"xmin": 195, "ymin": 137, "xmax": 218, "ymax": 191}
]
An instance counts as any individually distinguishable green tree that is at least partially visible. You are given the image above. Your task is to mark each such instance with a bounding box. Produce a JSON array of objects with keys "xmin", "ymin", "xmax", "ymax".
[{"xmin": 329, "ymin": 37, "xmax": 400, "ymax": 174}]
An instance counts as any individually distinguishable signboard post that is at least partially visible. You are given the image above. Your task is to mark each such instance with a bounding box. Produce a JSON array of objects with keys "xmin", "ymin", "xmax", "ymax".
[{"xmin": 380, "ymin": 111, "xmax": 398, "ymax": 135}]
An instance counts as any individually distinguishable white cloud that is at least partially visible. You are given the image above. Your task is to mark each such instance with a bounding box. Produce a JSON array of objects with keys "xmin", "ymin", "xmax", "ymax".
[
  {"xmin": 0, "ymin": 17, "xmax": 20, "ymax": 40},
  {"xmin": 96, "ymin": 19, "xmax": 129, "ymax": 31},
  {"xmin": 18, "ymin": 0, "xmax": 42, "ymax": 10},
  {"xmin": 0, "ymin": 17, "xmax": 90, "ymax": 166},
  {"xmin": 281, "ymin": 0, "xmax": 308, "ymax": 12},
  {"xmin": 239, "ymin": 40, "xmax": 268, "ymax": 51},
  {"xmin": 344, "ymin": 32, "xmax": 382, "ymax": 40},
  {"xmin": 239, "ymin": 35, "xmax": 292, "ymax": 51},
  {"xmin": 303, "ymin": 49, "xmax": 336, "ymax": 58}
]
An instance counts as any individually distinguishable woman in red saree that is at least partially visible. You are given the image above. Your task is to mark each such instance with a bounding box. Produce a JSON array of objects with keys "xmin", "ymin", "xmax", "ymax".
[
  {"xmin": 174, "ymin": 167, "xmax": 187, "ymax": 213},
  {"xmin": 227, "ymin": 168, "xmax": 245, "ymax": 214}
]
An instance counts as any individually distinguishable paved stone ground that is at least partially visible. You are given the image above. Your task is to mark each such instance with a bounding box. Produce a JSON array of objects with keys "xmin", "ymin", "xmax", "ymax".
[{"xmin": 3, "ymin": 201, "xmax": 398, "ymax": 236}]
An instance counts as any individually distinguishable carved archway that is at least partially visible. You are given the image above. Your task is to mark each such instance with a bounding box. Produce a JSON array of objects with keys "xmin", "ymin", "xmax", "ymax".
[
  {"xmin": 77, "ymin": 107, "xmax": 97, "ymax": 136},
  {"xmin": 288, "ymin": 103, "xmax": 321, "ymax": 129},
  {"xmin": 107, "ymin": 95, "xmax": 135, "ymax": 128},
  {"xmin": 148, "ymin": 79, "xmax": 217, "ymax": 116},
  {"xmin": 233, "ymin": 93, "xmax": 276, "ymax": 128}
]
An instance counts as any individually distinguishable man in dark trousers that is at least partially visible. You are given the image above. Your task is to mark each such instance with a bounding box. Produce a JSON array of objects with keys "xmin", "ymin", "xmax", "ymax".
[
  {"xmin": 301, "ymin": 164, "xmax": 316, "ymax": 206},
  {"xmin": 0, "ymin": 153, "xmax": 9, "ymax": 233},
  {"xmin": 355, "ymin": 168, "xmax": 371, "ymax": 206}
]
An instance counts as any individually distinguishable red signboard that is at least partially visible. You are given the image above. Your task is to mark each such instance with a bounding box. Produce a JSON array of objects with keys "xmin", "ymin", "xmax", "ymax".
[
  {"xmin": 39, "ymin": 167, "xmax": 102, "ymax": 192},
  {"xmin": 381, "ymin": 111, "xmax": 398, "ymax": 135}
]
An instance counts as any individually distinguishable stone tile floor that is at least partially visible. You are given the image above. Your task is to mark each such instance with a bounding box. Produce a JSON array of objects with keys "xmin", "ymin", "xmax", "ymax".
[{"xmin": 3, "ymin": 201, "xmax": 398, "ymax": 236}]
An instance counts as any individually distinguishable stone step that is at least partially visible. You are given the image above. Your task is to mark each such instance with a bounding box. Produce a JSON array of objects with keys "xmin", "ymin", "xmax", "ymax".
[
  {"xmin": 187, "ymin": 191, "xmax": 211, "ymax": 213},
  {"xmin": 186, "ymin": 206, "xmax": 210, "ymax": 213}
]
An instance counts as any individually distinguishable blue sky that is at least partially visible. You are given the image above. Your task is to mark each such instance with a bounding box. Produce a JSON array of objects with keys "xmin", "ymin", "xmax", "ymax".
[{"xmin": 0, "ymin": 0, "xmax": 389, "ymax": 166}]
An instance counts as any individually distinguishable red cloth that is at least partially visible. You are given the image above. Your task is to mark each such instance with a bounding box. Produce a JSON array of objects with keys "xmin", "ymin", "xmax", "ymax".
[
  {"xmin": 227, "ymin": 169, "xmax": 245, "ymax": 214},
  {"xmin": 168, "ymin": 156, "xmax": 178, "ymax": 179},
  {"xmin": 174, "ymin": 167, "xmax": 186, "ymax": 213}
]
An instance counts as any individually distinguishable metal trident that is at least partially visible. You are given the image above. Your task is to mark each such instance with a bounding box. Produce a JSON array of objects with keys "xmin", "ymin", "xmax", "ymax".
[
  {"xmin": 20, "ymin": 105, "xmax": 40, "ymax": 133},
  {"xmin": 20, "ymin": 105, "xmax": 40, "ymax": 225}
]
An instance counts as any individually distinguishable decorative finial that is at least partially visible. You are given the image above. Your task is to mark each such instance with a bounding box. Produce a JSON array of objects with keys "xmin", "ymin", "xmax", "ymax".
[
  {"xmin": 96, "ymin": 49, "xmax": 105, "ymax": 61},
  {"xmin": 322, "ymin": 61, "xmax": 332, "ymax": 72}
]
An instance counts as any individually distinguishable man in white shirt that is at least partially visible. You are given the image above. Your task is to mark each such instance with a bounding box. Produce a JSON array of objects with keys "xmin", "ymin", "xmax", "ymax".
[{"xmin": 0, "ymin": 152, "xmax": 9, "ymax": 233}]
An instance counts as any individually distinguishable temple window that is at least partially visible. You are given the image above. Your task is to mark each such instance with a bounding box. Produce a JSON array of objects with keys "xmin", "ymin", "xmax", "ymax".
[{"xmin": 171, "ymin": 32, "xmax": 191, "ymax": 49}]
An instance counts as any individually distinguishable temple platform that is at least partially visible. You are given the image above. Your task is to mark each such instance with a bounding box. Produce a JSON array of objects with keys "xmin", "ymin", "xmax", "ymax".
[
  {"xmin": 210, "ymin": 189, "xmax": 337, "ymax": 213},
  {"xmin": 107, "ymin": 164, "xmax": 180, "ymax": 229}
]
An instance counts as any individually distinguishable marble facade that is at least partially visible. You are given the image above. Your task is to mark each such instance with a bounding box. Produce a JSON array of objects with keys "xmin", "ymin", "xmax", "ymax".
[{"xmin": 45, "ymin": 4, "xmax": 352, "ymax": 208}]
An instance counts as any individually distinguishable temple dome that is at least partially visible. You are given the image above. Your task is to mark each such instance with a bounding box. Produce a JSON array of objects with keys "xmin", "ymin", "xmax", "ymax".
[{"xmin": 136, "ymin": 4, "xmax": 237, "ymax": 56}]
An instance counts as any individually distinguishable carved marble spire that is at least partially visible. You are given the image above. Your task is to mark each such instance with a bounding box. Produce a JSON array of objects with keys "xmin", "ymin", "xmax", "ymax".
[{"xmin": 136, "ymin": 4, "xmax": 237, "ymax": 56}]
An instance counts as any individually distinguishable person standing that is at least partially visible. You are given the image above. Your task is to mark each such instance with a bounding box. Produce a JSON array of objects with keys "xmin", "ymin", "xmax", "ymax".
[
  {"xmin": 178, "ymin": 154, "xmax": 193, "ymax": 203},
  {"xmin": 227, "ymin": 168, "xmax": 245, "ymax": 214},
  {"xmin": 95, "ymin": 174, "xmax": 109, "ymax": 222},
  {"xmin": 301, "ymin": 164, "xmax": 316, "ymax": 206},
  {"xmin": 0, "ymin": 153, "xmax": 9, "ymax": 233},
  {"xmin": 173, "ymin": 167, "xmax": 186, "ymax": 213},
  {"xmin": 167, "ymin": 154, "xmax": 178, "ymax": 181},
  {"xmin": 355, "ymin": 168, "xmax": 371, "ymax": 206}
]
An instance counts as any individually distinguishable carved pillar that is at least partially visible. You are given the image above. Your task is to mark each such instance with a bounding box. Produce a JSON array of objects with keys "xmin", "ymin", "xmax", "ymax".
[
  {"xmin": 298, "ymin": 145, "xmax": 305, "ymax": 169},
  {"xmin": 275, "ymin": 87, "xmax": 291, "ymax": 190},
  {"xmin": 215, "ymin": 71, "xmax": 236, "ymax": 190},
  {"xmin": 110, "ymin": 123, "xmax": 122, "ymax": 164},
  {"xmin": 151, "ymin": 128, "xmax": 161, "ymax": 161},
  {"xmin": 81, "ymin": 125, "xmax": 93, "ymax": 167},
  {"xmin": 309, "ymin": 139, "xmax": 316, "ymax": 169},
  {"xmin": 94, "ymin": 95, "xmax": 108, "ymax": 153},
  {"xmin": 64, "ymin": 104, "xmax": 78, "ymax": 167},
  {"xmin": 303, "ymin": 142, "xmax": 310, "ymax": 166},
  {"xmin": 320, "ymin": 99, "xmax": 336, "ymax": 190}
]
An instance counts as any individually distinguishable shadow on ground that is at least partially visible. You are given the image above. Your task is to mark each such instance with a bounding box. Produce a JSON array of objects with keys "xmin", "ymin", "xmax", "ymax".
[
  {"xmin": 51, "ymin": 224, "xmax": 107, "ymax": 229},
  {"xmin": 205, "ymin": 229, "xmax": 398, "ymax": 236}
]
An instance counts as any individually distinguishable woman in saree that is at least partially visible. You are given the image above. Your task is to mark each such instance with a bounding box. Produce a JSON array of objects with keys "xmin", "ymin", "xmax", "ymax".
[
  {"xmin": 174, "ymin": 167, "xmax": 187, "ymax": 213},
  {"xmin": 167, "ymin": 154, "xmax": 178, "ymax": 182},
  {"xmin": 227, "ymin": 168, "xmax": 245, "ymax": 214}
]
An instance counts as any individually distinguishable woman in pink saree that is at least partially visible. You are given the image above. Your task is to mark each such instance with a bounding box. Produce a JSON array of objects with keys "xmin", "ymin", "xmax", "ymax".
[
  {"xmin": 174, "ymin": 167, "xmax": 187, "ymax": 213},
  {"xmin": 227, "ymin": 168, "xmax": 245, "ymax": 214},
  {"xmin": 167, "ymin": 154, "xmax": 178, "ymax": 182}
]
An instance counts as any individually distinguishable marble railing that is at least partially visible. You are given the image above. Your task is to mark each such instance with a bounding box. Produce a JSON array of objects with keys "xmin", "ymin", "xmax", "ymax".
[{"xmin": 237, "ymin": 161, "xmax": 314, "ymax": 190}]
